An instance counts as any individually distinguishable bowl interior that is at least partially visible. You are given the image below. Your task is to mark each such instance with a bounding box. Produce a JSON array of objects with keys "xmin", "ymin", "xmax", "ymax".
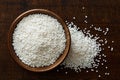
[{"xmin": 8, "ymin": 9, "xmax": 71, "ymax": 72}]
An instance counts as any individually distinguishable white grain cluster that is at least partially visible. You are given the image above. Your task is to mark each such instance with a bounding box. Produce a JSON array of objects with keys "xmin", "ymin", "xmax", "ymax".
[
  {"xmin": 62, "ymin": 22, "xmax": 101, "ymax": 71},
  {"xmin": 12, "ymin": 14, "xmax": 66, "ymax": 67}
]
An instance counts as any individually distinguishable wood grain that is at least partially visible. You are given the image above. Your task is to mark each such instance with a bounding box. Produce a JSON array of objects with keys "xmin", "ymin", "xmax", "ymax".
[{"xmin": 0, "ymin": 0, "xmax": 120, "ymax": 80}]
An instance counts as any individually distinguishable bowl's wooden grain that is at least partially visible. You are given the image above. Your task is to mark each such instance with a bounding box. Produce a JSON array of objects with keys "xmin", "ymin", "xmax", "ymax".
[{"xmin": 8, "ymin": 9, "xmax": 71, "ymax": 72}]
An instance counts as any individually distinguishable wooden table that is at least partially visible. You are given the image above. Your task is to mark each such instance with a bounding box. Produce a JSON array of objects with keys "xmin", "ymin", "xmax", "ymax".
[{"xmin": 0, "ymin": 0, "xmax": 120, "ymax": 80}]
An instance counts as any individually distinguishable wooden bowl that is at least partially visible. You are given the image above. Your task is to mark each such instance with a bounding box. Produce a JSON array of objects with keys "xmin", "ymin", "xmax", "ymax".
[{"xmin": 8, "ymin": 9, "xmax": 71, "ymax": 72}]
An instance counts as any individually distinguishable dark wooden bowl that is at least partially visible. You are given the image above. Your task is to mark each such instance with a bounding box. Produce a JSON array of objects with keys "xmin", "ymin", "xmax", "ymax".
[{"xmin": 8, "ymin": 9, "xmax": 71, "ymax": 72}]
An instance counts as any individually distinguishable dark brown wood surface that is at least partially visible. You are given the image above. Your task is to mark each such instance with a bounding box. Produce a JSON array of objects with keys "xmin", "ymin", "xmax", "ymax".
[{"xmin": 0, "ymin": 0, "xmax": 120, "ymax": 80}]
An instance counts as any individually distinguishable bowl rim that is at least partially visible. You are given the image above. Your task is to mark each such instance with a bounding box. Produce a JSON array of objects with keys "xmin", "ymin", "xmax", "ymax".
[{"xmin": 8, "ymin": 9, "xmax": 71, "ymax": 72}]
